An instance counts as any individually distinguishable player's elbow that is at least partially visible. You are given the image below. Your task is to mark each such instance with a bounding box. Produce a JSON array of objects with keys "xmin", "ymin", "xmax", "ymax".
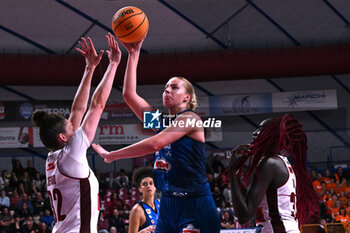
[
  {"xmin": 149, "ymin": 139, "xmax": 163, "ymax": 152},
  {"xmin": 90, "ymin": 99, "xmax": 106, "ymax": 111}
]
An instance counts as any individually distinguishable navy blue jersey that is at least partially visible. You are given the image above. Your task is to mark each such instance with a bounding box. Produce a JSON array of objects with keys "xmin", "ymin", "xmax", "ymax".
[
  {"xmin": 138, "ymin": 199, "xmax": 160, "ymax": 231},
  {"xmin": 153, "ymin": 110, "xmax": 210, "ymax": 195}
]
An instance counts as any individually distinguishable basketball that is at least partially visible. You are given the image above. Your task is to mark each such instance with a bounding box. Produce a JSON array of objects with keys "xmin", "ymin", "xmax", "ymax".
[{"xmin": 112, "ymin": 6, "xmax": 149, "ymax": 43}]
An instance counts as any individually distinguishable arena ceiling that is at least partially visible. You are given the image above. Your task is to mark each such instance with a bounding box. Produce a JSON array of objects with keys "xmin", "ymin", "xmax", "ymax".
[{"xmin": 1, "ymin": 0, "xmax": 350, "ymax": 85}]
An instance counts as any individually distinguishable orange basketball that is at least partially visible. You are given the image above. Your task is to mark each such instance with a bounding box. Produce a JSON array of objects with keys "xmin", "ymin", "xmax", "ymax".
[{"xmin": 112, "ymin": 6, "xmax": 149, "ymax": 43}]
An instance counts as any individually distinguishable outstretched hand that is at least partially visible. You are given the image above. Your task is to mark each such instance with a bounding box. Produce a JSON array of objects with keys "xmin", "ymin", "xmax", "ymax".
[
  {"xmin": 92, "ymin": 144, "xmax": 113, "ymax": 163},
  {"xmin": 106, "ymin": 33, "xmax": 121, "ymax": 65},
  {"xmin": 76, "ymin": 37, "xmax": 104, "ymax": 68},
  {"xmin": 229, "ymin": 144, "xmax": 250, "ymax": 172}
]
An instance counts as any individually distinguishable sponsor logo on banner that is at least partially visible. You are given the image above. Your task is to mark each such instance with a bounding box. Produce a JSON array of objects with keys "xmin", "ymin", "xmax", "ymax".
[
  {"xmin": 209, "ymin": 94, "xmax": 272, "ymax": 116},
  {"xmin": 19, "ymin": 103, "xmax": 34, "ymax": 119},
  {"xmin": 0, "ymin": 102, "xmax": 5, "ymax": 120},
  {"xmin": 0, "ymin": 127, "xmax": 30, "ymax": 148},
  {"xmin": 272, "ymin": 89, "xmax": 337, "ymax": 112}
]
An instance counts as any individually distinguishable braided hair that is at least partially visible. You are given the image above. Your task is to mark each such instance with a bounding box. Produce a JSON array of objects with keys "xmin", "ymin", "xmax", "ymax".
[{"xmin": 237, "ymin": 114, "xmax": 320, "ymax": 225}]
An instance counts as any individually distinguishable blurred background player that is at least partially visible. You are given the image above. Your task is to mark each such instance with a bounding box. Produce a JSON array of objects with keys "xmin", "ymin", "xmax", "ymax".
[
  {"xmin": 129, "ymin": 167, "xmax": 159, "ymax": 233},
  {"xmin": 32, "ymin": 33, "xmax": 121, "ymax": 232}
]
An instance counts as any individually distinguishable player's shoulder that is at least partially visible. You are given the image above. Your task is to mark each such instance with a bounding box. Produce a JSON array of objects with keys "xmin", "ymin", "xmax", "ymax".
[
  {"xmin": 131, "ymin": 202, "xmax": 144, "ymax": 215},
  {"xmin": 258, "ymin": 155, "xmax": 285, "ymax": 172}
]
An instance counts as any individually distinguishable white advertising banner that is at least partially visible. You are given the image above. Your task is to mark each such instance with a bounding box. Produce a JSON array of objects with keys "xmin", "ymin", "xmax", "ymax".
[
  {"xmin": 0, "ymin": 127, "xmax": 30, "ymax": 148},
  {"xmin": 272, "ymin": 89, "xmax": 337, "ymax": 112}
]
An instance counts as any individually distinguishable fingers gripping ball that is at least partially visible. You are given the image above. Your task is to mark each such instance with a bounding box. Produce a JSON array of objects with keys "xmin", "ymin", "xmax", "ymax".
[{"xmin": 112, "ymin": 6, "xmax": 149, "ymax": 43}]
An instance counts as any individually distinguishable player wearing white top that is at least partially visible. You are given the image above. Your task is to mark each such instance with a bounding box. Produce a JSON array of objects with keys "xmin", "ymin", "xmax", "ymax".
[
  {"xmin": 32, "ymin": 33, "xmax": 121, "ymax": 233},
  {"xmin": 229, "ymin": 114, "xmax": 321, "ymax": 233},
  {"xmin": 257, "ymin": 155, "xmax": 299, "ymax": 233}
]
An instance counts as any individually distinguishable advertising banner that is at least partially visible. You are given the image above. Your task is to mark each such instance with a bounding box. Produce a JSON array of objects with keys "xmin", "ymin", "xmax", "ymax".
[
  {"xmin": 0, "ymin": 127, "xmax": 31, "ymax": 148},
  {"xmin": 272, "ymin": 89, "xmax": 337, "ymax": 112},
  {"xmin": 209, "ymin": 94, "xmax": 272, "ymax": 116}
]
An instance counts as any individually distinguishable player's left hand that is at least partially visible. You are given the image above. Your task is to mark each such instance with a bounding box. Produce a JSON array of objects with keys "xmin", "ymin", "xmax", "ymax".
[
  {"xmin": 92, "ymin": 144, "xmax": 113, "ymax": 163},
  {"xmin": 229, "ymin": 144, "xmax": 250, "ymax": 171}
]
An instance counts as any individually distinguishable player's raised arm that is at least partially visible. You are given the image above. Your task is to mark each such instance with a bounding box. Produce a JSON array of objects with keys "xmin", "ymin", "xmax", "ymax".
[
  {"xmin": 82, "ymin": 33, "xmax": 121, "ymax": 142},
  {"xmin": 69, "ymin": 37, "xmax": 104, "ymax": 130}
]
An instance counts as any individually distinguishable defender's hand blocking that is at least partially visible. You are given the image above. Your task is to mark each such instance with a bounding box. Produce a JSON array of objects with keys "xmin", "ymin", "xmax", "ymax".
[
  {"xmin": 106, "ymin": 33, "xmax": 121, "ymax": 65},
  {"xmin": 76, "ymin": 37, "xmax": 104, "ymax": 68},
  {"xmin": 92, "ymin": 144, "xmax": 113, "ymax": 163}
]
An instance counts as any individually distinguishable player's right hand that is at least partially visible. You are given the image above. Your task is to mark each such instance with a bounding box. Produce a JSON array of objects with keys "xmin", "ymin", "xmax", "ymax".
[{"xmin": 92, "ymin": 144, "xmax": 113, "ymax": 163}]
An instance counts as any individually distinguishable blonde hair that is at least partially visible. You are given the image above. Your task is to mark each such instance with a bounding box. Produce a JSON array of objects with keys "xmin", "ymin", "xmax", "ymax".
[{"xmin": 174, "ymin": 77, "xmax": 197, "ymax": 110}]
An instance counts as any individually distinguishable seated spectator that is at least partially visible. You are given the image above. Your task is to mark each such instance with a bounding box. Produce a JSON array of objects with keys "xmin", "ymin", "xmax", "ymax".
[
  {"xmin": 41, "ymin": 209, "xmax": 54, "ymax": 229},
  {"xmin": 22, "ymin": 218, "xmax": 38, "ymax": 233},
  {"xmin": 18, "ymin": 202, "xmax": 31, "ymax": 219},
  {"xmin": 318, "ymin": 182, "xmax": 327, "ymax": 197},
  {"xmin": 331, "ymin": 200, "xmax": 342, "ymax": 221},
  {"xmin": 345, "ymin": 180, "xmax": 350, "ymax": 198},
  {"xmin": 0, "ymin": 190, "xmax": 10, "ymax": 208},
  {"xmin": 322, "ymin": 169, "xmax": 333, "ymax": 185},
  {"xmin": 0, "ymin": 170, "xmax": 10, "ymax": 191},
  {"xmin": 317, "ymin": 218, "xmax": 326, "ymax": 233},
  {"xmin": 9, "ymin": 172, "xmax": 19, "ymax": 191},
  {"xmin": 10, "ymin": 189, "xmax": 21, "ymax": 210},
  {"xmin": 10, "ymin": 213, "xmax": 22, "ymax": 233},
  {"xmin": 24, "ymin": 160, "xmax": 37, "ymax": 180},
  {"xmin": 37, "ymin": 222, "xmax": 52, "ymax": 233},
  {"xmin": 207, "ymin": 173, "xmax": 215, "ymax": 192},
  {"xmin": 17, "ymin": 193, "xmax": 33, "ymax": 214},
  {"xmin": 338, "ymin": 191, "xmax": 347, "ymax": 207},
  {"xmin": 98, "ymin": 211, "xmax": 109, "ymax": 233},
  {"xmin": 0, "ymin": 206, "xmax": 15, "ymax": 233},
  {"xmin": 212, "ymin": 185, "xmax": 224, "ymax": 206},
  {"xmin": 33, "ymin": 172, "xmax": 45, "ymax": 193},
  {"xmin": 335, "ymin": 207, "xmax": 349, "ymax": 229},
  {"xmin": 334, "ymin": 180, "xmax": 346, "ymax": 194},
  {"xmin": 334, "ymin": 167, "xmax": 347, "ymax": 187},
  {"xmin": 108, "ymin": 208, "xmax": 125, "ymax": 233},
  {"xmin": 326, "ymin": 178, "xmax": 336, "ymax": 191},
  {"xmin": 222, "ymin": 183, "xmax": 232, "ymax": 204},
  {"xmin": 109, "ymin": 226, "xmax": 117, "ymax": 233},
  {"xmin": 312, "ymin": 173, "xmax": 323, "ymax": 193},
  {"xmin": 106, "ymin": 172, "xmax": 119, "ymax": 190},
  {"xmin": 12, "ymin": 159, "xmax": 24, "ymax": 180},
  {"xmin": 32, "ymin": 192, "xmax": 50, "ymax": 215},
  {"xmin": 221, "ymin": 210, "xmax": 235, "ymax": 229},
  {"xmin": 116, "ymin": 169, "xmax": 129, "ymax": 188}
]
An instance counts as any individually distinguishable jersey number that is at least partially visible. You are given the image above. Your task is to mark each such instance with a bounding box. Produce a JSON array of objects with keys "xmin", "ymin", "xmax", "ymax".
[
  {"xmin": 290, "ymin": 192, "xmax": 296, "ymax": 219},
  {"xmin": 48, "ymin": 188, "xmax": 66, "ymax": 222}
]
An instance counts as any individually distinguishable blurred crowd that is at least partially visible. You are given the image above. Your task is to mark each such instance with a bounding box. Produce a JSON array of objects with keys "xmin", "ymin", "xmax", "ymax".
[{"xmin": 0, "ymin": 157, "xmax": 348, "ymax": 233}]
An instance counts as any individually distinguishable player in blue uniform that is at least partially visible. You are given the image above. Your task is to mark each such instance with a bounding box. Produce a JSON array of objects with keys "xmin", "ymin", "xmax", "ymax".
[
  {"xmin": 92, "ymin": 39, "xmax": 220, "ymax": 233},
  {"xmin": 129, "ymin": 167, "xmax": 159, "ymax": 233}
]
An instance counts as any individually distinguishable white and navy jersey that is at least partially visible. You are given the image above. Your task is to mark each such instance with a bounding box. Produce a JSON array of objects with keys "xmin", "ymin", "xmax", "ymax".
[
  {"xmin": 46, "ymin": 128, "xmax": 99, "ymax": 233},
  {"xmin": 258, "ymin": 155, "xmax": 299, "ymax": 233}
]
